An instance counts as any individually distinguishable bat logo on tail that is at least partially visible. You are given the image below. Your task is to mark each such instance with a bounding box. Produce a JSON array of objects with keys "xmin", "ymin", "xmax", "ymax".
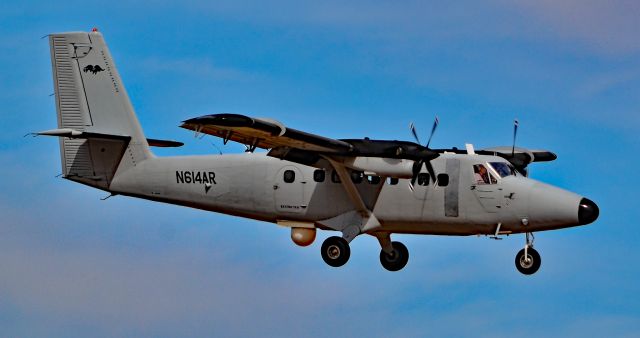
[{"xmin": 83, "ymin": 65, "xmax": 104, "ymax": 74}]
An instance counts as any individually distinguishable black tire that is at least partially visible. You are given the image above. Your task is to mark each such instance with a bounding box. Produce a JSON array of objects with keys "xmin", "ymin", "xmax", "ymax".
[
  {"xmin": 379, "ymin": 241, "xmax": 409, "ymax": 272},
  {"xmin": 515, "ymin": 247, "xmax": 541, "ymax": 275},
  {"xmin": 321, "ymin": 236, "xmax": 351, "ymax": 267}
]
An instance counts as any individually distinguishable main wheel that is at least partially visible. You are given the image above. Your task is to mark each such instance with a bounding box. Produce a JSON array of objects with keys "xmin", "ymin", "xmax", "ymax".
[
  {"xmin": 379, "ymin": 241, "xmax": 409, "ymax": 271},
  {"xmin": 321, "ymin": 236, "xmax": 351, "ymax": 267},
  {"xmin": 515, "ymin": 247, "xmax": 541, "ymax": 275}
]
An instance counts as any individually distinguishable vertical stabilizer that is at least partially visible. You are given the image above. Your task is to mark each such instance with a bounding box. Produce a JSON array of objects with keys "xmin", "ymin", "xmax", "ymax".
[{"xmin": 49, "ymin": 30, "xmax": 151, "ymax": 189}]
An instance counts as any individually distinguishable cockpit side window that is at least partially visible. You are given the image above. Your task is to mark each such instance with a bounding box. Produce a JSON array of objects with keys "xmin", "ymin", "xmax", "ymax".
[
  {"xmin": 473, "ymin": 164, "xmax": 497, "ymax": 185},
  {"xmin": 489, "ymin": 162, "xmax": 516, "ymax": 178}
]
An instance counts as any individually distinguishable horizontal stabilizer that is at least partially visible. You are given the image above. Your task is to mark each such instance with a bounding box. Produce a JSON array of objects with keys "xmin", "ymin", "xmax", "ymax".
[
  {"xmin": 36, "ymin": 128, "xmax": 131, "ymax": 142},
  {"xmin": 36, "ymin": 128, "xmax": 182, "ymax": 147},
  {"xmin": 146, "ymin": 138, "xmax": 184, "ymax": 147}
]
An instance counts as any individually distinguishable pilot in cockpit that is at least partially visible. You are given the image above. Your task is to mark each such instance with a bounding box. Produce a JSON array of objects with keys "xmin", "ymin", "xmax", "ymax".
[{"xmin": 474, "ymin": 164, "xmax": 490, "ymax": 184}]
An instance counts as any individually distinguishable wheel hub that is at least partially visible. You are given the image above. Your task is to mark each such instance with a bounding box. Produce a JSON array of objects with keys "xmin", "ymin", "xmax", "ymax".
[
  {"xmin": 519, "ymin": 255, "xmax": 534, "ymax": 269},
  {"xmin": 386, "ymin": 250, "xmax": 398, "ymax": 261},
  {"xmin": 327, "ymin": 245, "xmax": 341, "ymax": 259}
]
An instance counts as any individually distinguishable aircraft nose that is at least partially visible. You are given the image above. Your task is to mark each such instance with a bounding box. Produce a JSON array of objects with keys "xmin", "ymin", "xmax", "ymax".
[{"xmin": 578, "ymin": 198, "xmax": 599, "ymax": 225}]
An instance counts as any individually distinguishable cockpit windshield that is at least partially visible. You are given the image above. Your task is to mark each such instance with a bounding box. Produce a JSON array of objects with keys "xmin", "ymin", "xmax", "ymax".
[{"xmin": 489, "ymin": 162, "xmax": 517, "ymax": 178}]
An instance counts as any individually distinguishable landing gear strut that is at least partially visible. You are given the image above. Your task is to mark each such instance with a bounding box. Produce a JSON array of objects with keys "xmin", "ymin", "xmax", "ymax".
[
  {"xmin": 321, "ymin": 236, "xmax": 351, "ymax": 267},
  {"xmin": 515, "ymin": 232, "xmax": 541, "ymax": 275}
]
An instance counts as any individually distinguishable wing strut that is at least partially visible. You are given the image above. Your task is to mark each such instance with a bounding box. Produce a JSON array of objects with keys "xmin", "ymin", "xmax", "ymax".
[{"xmin": 322, "ymin": 157, "xmax": 384, "ymax": 240}]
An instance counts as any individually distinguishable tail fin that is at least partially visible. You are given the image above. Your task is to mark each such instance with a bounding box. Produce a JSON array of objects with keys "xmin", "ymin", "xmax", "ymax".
[{"xmin": 49, "ymin": 30, "xmax": 151, "ymax": 189}]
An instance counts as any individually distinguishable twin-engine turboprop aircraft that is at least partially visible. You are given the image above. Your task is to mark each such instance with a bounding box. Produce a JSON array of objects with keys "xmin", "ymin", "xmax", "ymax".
[{"xmin": 38, "ymin": 30, "xmax": 599, "ymax": 274}]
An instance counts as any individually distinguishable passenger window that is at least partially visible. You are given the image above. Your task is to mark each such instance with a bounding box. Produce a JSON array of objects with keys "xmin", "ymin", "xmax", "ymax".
[
  {"xmin": 473, "ymin": 164, "xmax": 497, "ymax": 185},
  {"xmin": 387, "ymin": 177, "xmax": 399, "ymax": 185},
  {"xmin": 437, "ymin": 174, "xmax": 449, "ymax": 186},
  {"xmin": 283, "ymin": 170, "xmax": 295, "ymax": 183},
  {"xmin": 351, "ymin": 171, "xmax": 363, "ymax": 184},
  {"xmin": 417, "ymin": 173, "xmax": 430, "ymax": 186},
  {"xmin": 313, "ymin": 169, "xmax": 325, "ymax": 182},
  {"xmin": 331, "ymin": 170, "xmax": 341, "ymax": 183},
  {"xmin": 367, "ymin": 175, "xmax": 381, "ymax": 184}
]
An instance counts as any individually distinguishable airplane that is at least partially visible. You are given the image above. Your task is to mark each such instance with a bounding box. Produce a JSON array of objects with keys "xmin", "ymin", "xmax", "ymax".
[{"xmin": 36, "ymin": 29, "xmax": 599, "ymax": 274}]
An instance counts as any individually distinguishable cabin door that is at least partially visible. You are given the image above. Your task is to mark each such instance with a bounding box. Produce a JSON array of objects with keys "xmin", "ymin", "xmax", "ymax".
[
  {"xmin": 471, "ymin": 163, "xmax": 502, "ymax": 213},
  {"xmin": 274, "ymin": 166, "xmax": 306, "ymax": 214}
]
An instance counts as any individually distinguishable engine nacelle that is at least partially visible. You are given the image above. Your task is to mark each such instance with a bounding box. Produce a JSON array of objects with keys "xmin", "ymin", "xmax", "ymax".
[
  {"xmin": 344, "ymin": 157, "xmax": 414, "ymax": 178},
  {"xmin": 291, "ymin": 227, "xmax": 316, "ymax": 247}
]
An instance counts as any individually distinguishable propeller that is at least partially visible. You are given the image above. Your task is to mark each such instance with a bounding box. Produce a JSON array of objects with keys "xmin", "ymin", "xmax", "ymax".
[{"xmin": 409, "ymin": 117, "xmax": 439, "ymax": 189}]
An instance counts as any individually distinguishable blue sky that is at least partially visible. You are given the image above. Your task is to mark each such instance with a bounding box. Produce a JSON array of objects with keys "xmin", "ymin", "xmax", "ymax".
[{"xmin": 1, "ymin": 1, "xmax": 639, "ymax": 337}]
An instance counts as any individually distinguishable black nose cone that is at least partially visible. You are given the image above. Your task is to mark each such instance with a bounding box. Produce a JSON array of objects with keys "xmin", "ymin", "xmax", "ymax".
[{"xmin": 578, "ymin": 198, "xmax": 599, "ymax": 225}]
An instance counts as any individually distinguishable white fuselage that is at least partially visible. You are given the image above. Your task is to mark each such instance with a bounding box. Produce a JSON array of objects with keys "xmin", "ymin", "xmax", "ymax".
[{"xmin": 100, "ymin": 152, "xmax": 584, "ymax": 236}]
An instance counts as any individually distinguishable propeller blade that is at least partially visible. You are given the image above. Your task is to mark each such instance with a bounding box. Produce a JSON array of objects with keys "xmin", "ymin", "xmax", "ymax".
[
  {"xmin": 425, "ymin": 160, "xmax": 437, "ymax": 185},
  {"xmin": 425, "ymin": 116, "xmax": 439, "ymax": 149},
  {"xmin": 409, "ymin": 117, "xmax": 440, "ymax": 190},
  {"xmin": 409, "ymin": 122, "xmax": 420, "ymax": 144},
  {"xmin": 512, "ymin": 119, "xmax": 519, "ymax": 157},
  {"xmin": 410, "ymin": 159, "xmax": 423, "ymax": 187}
]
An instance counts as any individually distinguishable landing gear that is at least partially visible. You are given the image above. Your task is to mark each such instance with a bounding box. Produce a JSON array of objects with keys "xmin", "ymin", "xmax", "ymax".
[
  {"xmin": 379, "ymin": 241, "xmax": 409, "ymax": 271},
  {"xmin": 321, "ymin": 236, "xmax": 351, "ymax": 267},
  {"xmin": 515, "ymin": 232, "xmax": 541, "ymax": 275},
  {"xmin": 375, "ymin": 233, "xmax": 409, "ymax": 271}
]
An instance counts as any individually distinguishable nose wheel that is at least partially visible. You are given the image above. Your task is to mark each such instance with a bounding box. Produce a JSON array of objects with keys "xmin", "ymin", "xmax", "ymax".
[
  {"xmin": 321, "ymin": 236, "xmax": 351, "ymax": 267},
  {"xmin": 515, "ymin": 232, "xmax": 541, "ymax": 275}
]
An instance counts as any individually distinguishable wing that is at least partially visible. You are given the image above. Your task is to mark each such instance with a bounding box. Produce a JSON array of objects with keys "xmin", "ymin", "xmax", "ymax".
[
  {"xmin": 479, "ymin": 146, "xmax": 557, "ymax": 164},
  {"xmin": 478, "ymin": 146, "xmax": 557, "ymax": 174},
  {"xmin": 180, "ymin": 114, "xmax": 353, "ymax": 153}
]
